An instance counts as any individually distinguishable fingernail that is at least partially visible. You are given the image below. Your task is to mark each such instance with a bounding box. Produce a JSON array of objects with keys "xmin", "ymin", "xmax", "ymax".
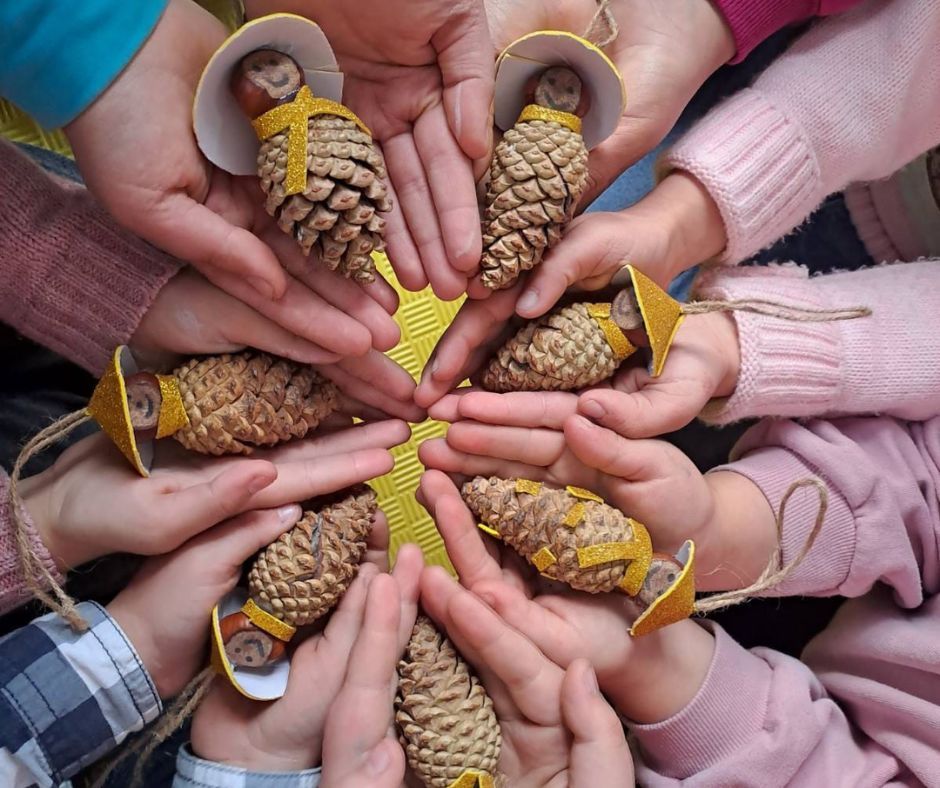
[
  {"xmin": 247, "ymin": 276, "xmax": 275, "ymax": 300},
  {"xmin": 248, "ymin": 474, "xmax": 272, "ymax": 495},
  {"xmin": 579, "ymin": 399, "xmax": 605, "ymax": 420},
  {"xmin": 582, "ymin": 664, "xmax": 599, "ymax": 696},
  {"xmin": 366, "ymin": 744, "xmax": 391, "ymax": 776},
  {"xmin": 430, "ymin": 358, "xmax": 440, "ymax": 377},
  {"xmin": 277, "ymin": 504, "xmax": 300, "ymax": 525},
  {"xmin": 517, "ymin": 289, "xmax": 539, "ymax": 314}
]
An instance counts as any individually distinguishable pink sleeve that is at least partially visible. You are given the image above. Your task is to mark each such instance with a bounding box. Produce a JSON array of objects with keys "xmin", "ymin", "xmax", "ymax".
[
  {"xmin": 693, "ymin": 260, "xmax": 940, "ymax": 424},
  {"xmin": 715, "ymin": 0, "xmax": 864, "ymax": 64},
  {"xmin": 714, "ymin": 416, "xmax": 940, "ymax": 601},
  {"xmin": 660, "ymin": 0, "xmax": 940, "ymax": 264},
  {"xmin": 631, "ymin": 625, "xmax": 904, "ymax": 785},
  {"xmin": 0, "ymin": 141, "xmax": 181, "ymax": 375},
  {"xmin": 0, "ymin": 470, "xmax": 64, "ymax": 616}
]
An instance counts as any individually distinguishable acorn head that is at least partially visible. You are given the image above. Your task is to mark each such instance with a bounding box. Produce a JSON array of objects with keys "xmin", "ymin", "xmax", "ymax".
[
  {"xmin": 219, "ymin": 611, "xmax": 287, "ymax": 668},
  {"xmin": 231, "ymin": 48, "xmax": 305, "ymax": 117},
  {"xmin": 636, "ymin": 553, "xmax": 684, "ymax": 608},
  {"xmin": 531, "ymin": 66, "xmax": 590, "ymax": 116},
  {"xmin": 124, "ymin": 372, "xmax": 162, "ymax": 440}
]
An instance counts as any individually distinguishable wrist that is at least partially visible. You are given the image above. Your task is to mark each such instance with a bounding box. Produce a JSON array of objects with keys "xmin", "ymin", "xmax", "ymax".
[
  {"xmin": 693, "ymin": 0, "xmax": 737, "ymax": 74},
  {"xmin": 602, "ymin": 620, "xmax": 715, "ymax": 724},
  {"xmin": 710, "ymin": 311, "xmax": 740, "ymax": 399},
  {"xmin": 15, "ymin": 470, "xmax": 75, "ymax": 572},
  {"xmin": 701, "ymin": 471, "xmax": 777, "ymax": 590}
]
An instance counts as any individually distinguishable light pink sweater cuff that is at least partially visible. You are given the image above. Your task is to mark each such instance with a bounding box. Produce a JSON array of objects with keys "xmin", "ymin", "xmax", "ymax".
[
  {"xmin": 631, "ymin": 624, "xmax": 772, "ymax": 778},
  {"xmin": 659, "ymin": 89, "xmax": 822, "ymax": 264},
  {"xmin": 0, "ymin": 472, "xmax": 65, "ymax": 616},
  {"xmin": 714, "ymin": 442, "xmax": 856, "ymax": 597},
  {"xmin": 694, "ymin": 264, "xmax": 843, "ymax": 424}
]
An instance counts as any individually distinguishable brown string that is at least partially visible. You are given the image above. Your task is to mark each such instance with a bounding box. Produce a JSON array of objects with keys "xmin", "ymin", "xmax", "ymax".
[
  {"xmin": 89, "ymin": 667, "xmax": 215, "ymax": 788},
  {"xmin": 583, "ymin": 0, "xmax": 619, "ymax": 48},
  {"xmin": 695, "ymin": 478, "xmax": 828, "ymax": 614},
  {"xmin": 9, "ymin": 409, "xmax": 91, "ymax": 631},
  {"xmin": 683, "ymin": 298, "xmax": 871, "ymax": 323}
]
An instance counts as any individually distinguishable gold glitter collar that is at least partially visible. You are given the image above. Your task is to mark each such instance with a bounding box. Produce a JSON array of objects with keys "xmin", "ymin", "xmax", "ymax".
[
  {"xmin": 449, "ymin": 769, "xmax": 495, "ymax": 788},
  {"xmin": 155, "ymin": 374, "xmax": 190, "ymax": 439},
  {"xmin": 251, "ymin": 85, "xmax": 372, "ymax": 195},
  {"xmin": 587, "ymin": 303, "xmax": 636, "ymax": 360},
  {"xmin": 630, "ymin": 540, "xmax": 696, "ymax": 637},
  {"xmin": 242, "ymin": 598, "xmax": 297, "ymax": 642},
  {"xmin": 518, "ymin": 103, "xmax": 582, "ymax": 134}
]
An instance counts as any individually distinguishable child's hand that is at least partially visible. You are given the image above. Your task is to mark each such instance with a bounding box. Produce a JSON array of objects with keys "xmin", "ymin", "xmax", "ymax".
[
  {"xmin": 19, "ymin": 419, "xmax": 409, "ymax": 571},
  {"xmin": 107, "ymin": 506, "xmax": 304, "ymax": 699},
  {"xmin": 420, "ymin": 410, "xmax": 717, "ymax": 564},
  {"xmin": 418, "ymin": 471, "xmax": 716, "ymax": 726},
  {"xmin": 421, "ymin": 567, "xmax": 636, "ymax": 786},
  {"xmin": 190, "ymin": 546, "xmax": 422, "ymax": 774}
]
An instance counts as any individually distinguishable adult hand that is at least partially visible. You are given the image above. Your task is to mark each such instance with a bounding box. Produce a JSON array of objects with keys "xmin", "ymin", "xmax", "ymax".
[
  {"xmin": 190, "ymin": 545, "xmax": 422, "ymax": 774},
  {"xmin": 418, "ymin": 470, "xmax": 716, "ymax": 725},
  {"xmin": 19, "ymin": 419, "xmax": 409, "ymax": 571},
  {"xmin": 246, "ymin": 0, "xmax": 495, "ymax": 300},
  {"xmin": 421, "ymin": 565, "xmax": 636, "ymax": 787}
]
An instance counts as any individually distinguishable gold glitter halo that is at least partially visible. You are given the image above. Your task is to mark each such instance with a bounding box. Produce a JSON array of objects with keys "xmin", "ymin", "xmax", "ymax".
[
  {"xmin": 155, "ymin": 375, "xmax": 190, "ymax": 439},
  {"xmin": 587, "ymin": 303, "xmax": 636, "ymax": 360},
  {"xmin": 517, "ymin": 103, "xmax": 582, "ymax": 134},
  {"xmin": 627, "ymin": 265, "xmax": 684, "ymax": 377},
  {"xmin": 251, "ymin": 85, "xmax": 371, "ymax": 195},
  {"xmin": 86, "ymin": 347, "xmax": 149, "ymax": 477},
  {"xmin": 242, "ymin": 598, "xmax": 297, "ymax": 642},
  {"xmin": 630, "ymin": 540, "xmax": 696, "ymax": 637}
]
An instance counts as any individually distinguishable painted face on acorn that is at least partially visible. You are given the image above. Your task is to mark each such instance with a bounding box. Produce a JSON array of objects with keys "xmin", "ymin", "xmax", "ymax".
[
  {"xmin": 124, "ymin": 372, "xmax": 162, "ymax": 435},
  {"xmin": 533, "ymin": 66, "xmax": 584, "ymax": 114},
  {"xmin": 240, "ymin": 49, "xmax": 303, "ymax": 99},
  {"xmin": 636, "ymin": 554, "xmax": 683, "ymax": 608}
]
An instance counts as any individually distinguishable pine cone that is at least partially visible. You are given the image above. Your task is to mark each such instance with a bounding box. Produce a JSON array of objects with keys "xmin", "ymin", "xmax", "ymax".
[
  {"xmin": 396, "ymin": 616, "xmax": 501, "ymax": 788},
  {"xmin": 258, "ymin": 115, "xmax": 392, "ymax": 282},
  {"xmin": 481, "ymin": 119, "xmax": 588, "ymax": 290},
  {"xmin": 248, "ymin": 486, "xmax": 377, "ymax": 627},
  {"xmin": 482, "ymin": 302, "xmax": 632, "ymax": 392},
  {"xmin": 172, "ymin": 351, "xmax": 338, "ymax": 455},
  {"xmin": 461, "ymin": 476, "xmax": 647, "ymax": 594}
]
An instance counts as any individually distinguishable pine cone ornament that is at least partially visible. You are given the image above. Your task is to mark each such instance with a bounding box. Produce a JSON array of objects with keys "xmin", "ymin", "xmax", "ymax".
[
  {"xmin": 249, "ymin": 486, "xmax": 376, "ymax": 627},
  {"xmin": 481, "ymin": 67, "xmax": 589, "ymax": 290},
  {"xmin": 222, "ymin": 486, "xmax": 377, "ymax": 668},
  {"xmin": 233, "ymin": 49, "xmax": 391, "ymax": 282},
  {"xmin": 396, "ymin": 615, "xmax": 501, "ymax": 788},
  {"xmin": 482, "ymin": 302, "xmax": 634, "ymax": 392},
  {"xmin": 461, "ymin": 476, "xmax": 652, "ymax": 596},
  {"xmin": 171, "ymin": 351, "xmax": 338, "ymax": 456}
]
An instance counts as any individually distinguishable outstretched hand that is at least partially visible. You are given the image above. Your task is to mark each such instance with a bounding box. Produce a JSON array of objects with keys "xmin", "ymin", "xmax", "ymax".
[{"xmin": 247, "ymin": 0, "xmax": 495, "ymax": 300}]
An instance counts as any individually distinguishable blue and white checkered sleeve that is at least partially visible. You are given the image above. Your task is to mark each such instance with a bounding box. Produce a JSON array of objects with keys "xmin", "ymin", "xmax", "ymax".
[
  {"xmin": 0, "ymin": 601, "xmax": 161, "ymax": 788},
  {"xmin": 173, "ymin": 745, "xmax": 322, "ymax": 788}
]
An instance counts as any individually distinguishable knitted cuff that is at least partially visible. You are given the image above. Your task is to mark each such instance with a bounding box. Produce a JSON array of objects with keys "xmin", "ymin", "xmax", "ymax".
[
  {"xmin": 659, "ymin": 89, "xmax": 822, "ymax": 265},
  {"xmin": 693, "ymin": 264, "xmax": 844, "ymax": 424},
  {"xmin": 0, "ymin": 473, "xmax": 66, "ymax": 617},
  {"xmin": 631, "ymin": 624, "xmax": 771, "ymax": 779},
  {"xmin": 712, "ymin": 442, "xmax": 856, "ymax": 597},
  {"xmin": 714, "ymin": 0, "xmax": 816, "ymax": 64}
]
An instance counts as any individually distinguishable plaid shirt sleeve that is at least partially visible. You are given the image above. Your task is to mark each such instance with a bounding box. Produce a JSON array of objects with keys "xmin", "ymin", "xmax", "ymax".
[
  {"xmin": 173, "ymin": 746, "xmax": 322, "ymax": 788},
  {"xmin": 0, "ymin": 601, "xmax": 161, "ymax": 787}
]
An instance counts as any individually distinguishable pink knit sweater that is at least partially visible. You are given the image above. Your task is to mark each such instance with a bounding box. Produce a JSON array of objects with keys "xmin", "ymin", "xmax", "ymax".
[
  {"xmin": 715, "ymin": 0, "xmax": 863, "ymax": 64},
  {"xmin": 694, "ymin": 259, "xmax": 940, "ymax": 425},
  {"xmin": 662, "ymin": 0, "xmax": 940, "ymax": 266},
  {"xmin": 0, "ymin": 140, "xmax": 181, "ymax": 613},
  {"xmin": 634, "ymin": 414, "xmax": 940, "ymax": 785}
]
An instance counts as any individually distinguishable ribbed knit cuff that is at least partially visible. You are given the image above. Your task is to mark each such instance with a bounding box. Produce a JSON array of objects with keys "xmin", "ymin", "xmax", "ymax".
[
  {"xmin": 714, "ymin": 0, "xmax": 816, "ymax": 63},
  {"xmin": 659, "ymin": 89, "xmax": 822, "ymax": 265},
  {"xmin": 631, "ymin": 624, "xmax": 771, "ymax": 779},
  {"xmin": 694, "ymin": 264, "xmax": 844, "ymax": 424},
  {"xmin": 713, "ymin": 443, "xmax": 856, "ymax": 597},
  {"xmin": 0, "ymin": 472, "xmax": 65, "ymax": 617},
  {"xmin": 1, "ymin": 143, "xmax": 182, "ymax": 375}
]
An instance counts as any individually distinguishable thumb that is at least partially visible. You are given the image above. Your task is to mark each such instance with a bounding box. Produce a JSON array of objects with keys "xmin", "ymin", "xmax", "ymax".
[
  {"xmin": 154, "ymin": 195, "xmax": 287, "ymax": 300},
  {"xmin": 436, "ymin": 9, "xmax": 495, "ymax": 160},
  {"xmin": 163, "ymin": 459, "xmax": 278, "ymax": 546},
  {"xmin": 562, "ymin": 659, "xmax": 635, "ymax": 788},
  {"xmin": 564, "ymin": 415, "xmax": 676, "ymax": 482}
]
